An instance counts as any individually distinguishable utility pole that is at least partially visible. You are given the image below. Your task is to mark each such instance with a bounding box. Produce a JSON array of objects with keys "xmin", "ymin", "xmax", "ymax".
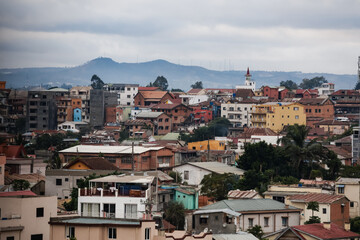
[{"xmin": 131, "ymin": 141, "xmax": 134, "ymax": 173}]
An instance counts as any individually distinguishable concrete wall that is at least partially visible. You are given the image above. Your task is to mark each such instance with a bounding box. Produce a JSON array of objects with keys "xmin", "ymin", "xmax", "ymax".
[
  {"xmin": 173, "ymin": 164, "xmax": 211, "ymax": 186},
  {"xmin": 194, "ymin": 212, "xmax": 238, "ymax": 234},
  {"xmin": 337, "ymin": 183, "xmax": 360, "ymax": 218},
  {"xmin": 45, "ymin": 174, "xmax": 84, "ymax": 199},
  {"xmin": 0, "ymin": 195, "xmax": 57, "ymax": 240}
]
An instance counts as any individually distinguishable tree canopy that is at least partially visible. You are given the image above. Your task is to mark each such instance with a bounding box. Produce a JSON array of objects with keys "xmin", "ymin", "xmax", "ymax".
[
  {"xmin": 147, "ymin": 76, "xmax": 169, "ymax": 91},
  {"xmin": 90, "ymin": 74, "xmax": 105, "ymax": 89},
  {"xmin": 191, "ymin": 81, "xmax": 203, "ymax": 89},
  {"xmin": 280, "ymin": 80, "xmax": 298, "ymax": 90},
  {"xmin": 164, "ymin": 201, "xmax": 185, "ymax": 230},
  {"xmin": 200, "ymin": 173, "xmax": 239, "ymax": 201},
  {"xmin": 355, "ymin": 81, "xmax": 360, "ymax": 90},
  {"xmin": 12, "ymin": 179, "xmax": 30, "ymax": 191},
  {"xmin": 299, "ymin": 76, "xmax": 327, "ymax": 89}
]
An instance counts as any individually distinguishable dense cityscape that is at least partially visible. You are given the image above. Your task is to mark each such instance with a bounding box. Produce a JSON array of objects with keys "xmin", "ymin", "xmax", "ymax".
[{"xmin": 0, "ymin": 59, "xmax": 360, "ymax": 240}]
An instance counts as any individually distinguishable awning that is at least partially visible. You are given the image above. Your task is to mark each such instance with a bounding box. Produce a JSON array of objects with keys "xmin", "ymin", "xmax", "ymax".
[{"xmin": 337, "ymin": 185, "xmax": 344, "ymax": 187}]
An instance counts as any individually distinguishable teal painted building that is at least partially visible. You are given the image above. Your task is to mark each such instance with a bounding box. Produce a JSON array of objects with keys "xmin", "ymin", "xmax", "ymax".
[{"xmin": 174, "ymin": 187, "xmax": 198, "ymax": 210}]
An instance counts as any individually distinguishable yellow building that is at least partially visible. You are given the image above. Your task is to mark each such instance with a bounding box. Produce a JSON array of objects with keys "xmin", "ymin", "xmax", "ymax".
[
  {"xmin": 252, "ymin": 102, "xmax": 306, "ymax": 132},
  {"xmin": 188, "ymin": 140, "xmax": 226, "ymax": 151}
]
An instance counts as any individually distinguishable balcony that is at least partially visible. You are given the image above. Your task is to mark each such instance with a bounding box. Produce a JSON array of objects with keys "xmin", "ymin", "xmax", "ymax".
[
  {"xmin": 251, "ymin": 118, "xmax": 266, "ymax": 123},
  {"xmin": 79, "ymin": 187, "xmax": 147, "ymax": 198}
]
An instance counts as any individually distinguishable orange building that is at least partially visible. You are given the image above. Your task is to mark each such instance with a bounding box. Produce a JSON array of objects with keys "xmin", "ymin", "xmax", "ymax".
[
  {"xmin": 0, "ymin": 81, "xmax": 6, "ymax": 89},
  {"xmin": 299, "ymin": 98, "xmax": 335, "ymax": 128}
]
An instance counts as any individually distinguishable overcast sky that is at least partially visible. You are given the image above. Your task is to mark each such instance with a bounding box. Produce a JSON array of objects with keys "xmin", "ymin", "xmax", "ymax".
[{"xmin": 0, "ymin": 0, "xmax": 359, "ymax": 74}]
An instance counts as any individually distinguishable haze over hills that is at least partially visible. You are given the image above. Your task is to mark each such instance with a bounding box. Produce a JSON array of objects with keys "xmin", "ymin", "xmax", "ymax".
[{"xmin": 0, "ymin": 57, "xmax": 357, "ymax": 90}]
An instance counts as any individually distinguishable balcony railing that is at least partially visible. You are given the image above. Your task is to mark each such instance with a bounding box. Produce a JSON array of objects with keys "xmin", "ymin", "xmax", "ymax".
[{"xmin": 79, "ymin": 187, "xmax": 146, "ymax": 198}]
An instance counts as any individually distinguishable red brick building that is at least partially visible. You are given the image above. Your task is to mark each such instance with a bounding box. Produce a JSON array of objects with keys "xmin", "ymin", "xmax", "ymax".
[
  {"xmin": 193, "ymin": 109, "xmax": 213, "ymax": 123},
  {"xmin": 299, "ymin": 98, "xmax": 335, "ymax": 128},
  {"xmin": 151, "ymin": 103, "xmax": 192, "ymax": 130},
  {"xmin": 135, "ymin": 111, "xmax": 172, "ymax": 135},
  {"xmin": 124, "ymin": 119, "xmax": 155, "ymax": 139},
  {"xmin": 295, "ymin": 89, "xmax": 319, "ymax": 99},
  {"xmin": 262, "ymin": 86, "xmax": 289, "ymax": 100},
  {"xmin": 58, "ymin": 145, "xmax": 175, "ymax": 171},
  {"xmin": 134, "ymin": 91, "xmax": 174, "ymax": 107}
]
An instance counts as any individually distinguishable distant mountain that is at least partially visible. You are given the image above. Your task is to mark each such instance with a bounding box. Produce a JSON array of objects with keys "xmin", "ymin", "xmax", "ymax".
[{"xmin": 0, "ymin": 57, "xmax": 357, "ymax": 90}]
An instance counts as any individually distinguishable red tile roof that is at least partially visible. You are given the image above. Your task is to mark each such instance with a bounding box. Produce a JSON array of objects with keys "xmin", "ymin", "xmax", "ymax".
[
  {"xmin": 331, "ymin": 89, "xmax": 360, "ymax": 96},
  {"xmin": 314, "ymin": 119, "xmax": 350, "ymax": 126},
  {"xmin": 0, "ymin": 190, "xmax": 37, "ymax": 197},
  {"xmin": 138, "ymin": 87, "xmax": 160, "ymax": 91},
  {"xmin": 292, "ymin": 223, "xmax": 360, "ymax": 240},
  {"xmin": 228, "ymin": 190, "xmax": 260, "ymax": 199},
  {"xmin": 288, "ymin": 193, "xmax": 346, "ymax": 204},
  {"xmin": 0, "ymin": 144, "xmax": 26, "ymax": 158},
  {"xmin": 296, "ymin": 89, "xmax": 318, "ymax": 94},
  {"xmin": 299, "ymin": 98, "xmax": 331, "ymax": 105},
  {"xmin": 240, "ymin": 128, "xmax": 278, "ymax": 137},
  {"xmin": 151, "ymin": 103, "xmax": 183, "ymax": 110},
  {"xmin": 64, "ymin": 157, "xmax": 120, "ymax": 171},
  {"xmin": 187, "ymin": 88, "xmax": 203, "ymax": 94}
]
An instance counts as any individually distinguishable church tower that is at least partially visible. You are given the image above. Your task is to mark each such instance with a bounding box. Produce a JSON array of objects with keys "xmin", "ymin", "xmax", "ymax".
[{"xmin": 244, "ymin": 67, "xmax": 256, "ymax": 92}]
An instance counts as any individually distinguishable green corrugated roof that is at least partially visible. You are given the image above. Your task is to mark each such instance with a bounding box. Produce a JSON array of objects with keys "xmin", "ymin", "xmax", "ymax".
[
  {"xmin": 201, "ymin": 199, "xmax": 299, "ymax": 212},
  {"xmin": 161, "ymin": 133, "xmax": 180, "ymax": 140},
  {"xmin": 60, "ymin": 218, "xmax": 141, "ymax": 226}
]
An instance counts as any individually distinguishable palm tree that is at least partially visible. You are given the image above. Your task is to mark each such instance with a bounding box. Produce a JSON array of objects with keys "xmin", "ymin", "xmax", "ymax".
[{"xmin": 280, "ymin": 124, "xmax": 326, "ymax": 178}]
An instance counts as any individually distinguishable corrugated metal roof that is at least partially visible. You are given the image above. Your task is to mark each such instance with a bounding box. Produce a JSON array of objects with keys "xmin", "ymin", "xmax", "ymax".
[
  {"xmin": 213, "ymin": 233, "xmax": 258, "ymax": 240},
  {"xmin": 288, "ymin": 193, "xmax": 346, "ymax": 204},
  {"xmin": 187, "ymin": 162, "xmax": 245, "ymax": 175},
  {"xmin": 194, "ymin": 208, "xmax": 241, "ymax": 217},
  {"xmin": 0, "ymin": 190, "xmax": 37, "ymax": 197},
  {"xmin": 227, "ymin": 190, "xmax": 260, "ymax": 199},
  {"xmin": 89, "ymin": 174, "xmax": 154, "ymax": 183},
  {"xmin": 59, "ymin": 145, "xmax": 164, "ymax": 154},
  {"xmin": 336, "ymin": 177, "xmax": 360, "ymax": 184},
  {"xmin": 135, "ymin": 111, "xmax": 164, "ymax": 118},
  {"xmin": 201, "ymin": 199, "xmax": 299, "ymax": 212}
]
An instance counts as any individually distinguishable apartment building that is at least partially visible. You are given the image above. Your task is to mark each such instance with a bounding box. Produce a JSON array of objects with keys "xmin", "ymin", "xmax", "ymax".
[
  {"xmin": 316, "ymin": 82, "xmax": 335, "ymax": 96},
  {"xmin": 49, "ymin": 217, "xmax": 157, "ymax": 240},
  {"xmin": 26, "ymin": 88, "xmax": 69, "ymax": 131},
  {"xmin": 103, "ymin": 83, "xmax": 139, "ymax": 106},
  {"xmin": 299, "ymin": 97, "xmax": 335, "ymax": 128},
  {"xmin": 252, "ymin": 102, "xmax": 306, "ymax": 132},
  {"xmin": 69, "ymin": 86, "xmax": 92, "ymax": 122},
  {"xmin": 77, "ymin": 174, "xmax": 155, "ymax": 219},
  {"xmin": 151, "ymin": 103, "xmax": 192, "ymax": 131},
  {"xmin": 134, "ymin": 91, "xmax": 174, "ymax": 107},
  {"xmin": 89, "ymin": 89, "xmax": 117, "ymax": 128},
  {"xmin": 336, "ymin": 177, "xmax": 360, "ymax": 218},
  {"xmin": 221, "ymin": 99, "xmax": 259, "ymax": 127},
  {"xmin": 0, "ymin": 191, "xmax": 57, "ymax": 240}
]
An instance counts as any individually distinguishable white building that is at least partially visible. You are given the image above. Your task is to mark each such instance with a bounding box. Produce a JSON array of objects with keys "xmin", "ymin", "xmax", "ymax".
[
  {"xmin": 316, "ymin": 83, "xmax": 335, "ymax": 96},
  {"xmin": 77, "ymin": 175, "xmax": 155, "ymax": 219},
  {"xmin": 57, "ymin": 121, "xmax": 88, "ymax": 133},
  {"xmin": 103, "ymin": 83, "xmax": 139, "ymax": 106},
  {"xmin": 130, "ymin": 107, "xmax": 152, "ymax": 120},
  {"xmin": 221, "ymin": 99, "xmax": 259, "ymax": 127},
  {"xmin": 172, "ymin": 162, "xmax": 245, "ymax": 186},
  {"xmin": 236, "ymin": 68, "xmax": 256, "ymax": 92},
  {"xmin": 179, "ymin": 95, "xmax": 209, "ymax": 105},
  {"xmin": 0, "ymin": 191, "xmax": 57, "ymax": 240}
]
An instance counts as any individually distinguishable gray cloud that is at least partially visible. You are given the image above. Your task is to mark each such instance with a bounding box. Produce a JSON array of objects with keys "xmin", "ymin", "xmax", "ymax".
[{"xmin": 0, "ymin": 0, "xmax": 359, "ymax": 74}]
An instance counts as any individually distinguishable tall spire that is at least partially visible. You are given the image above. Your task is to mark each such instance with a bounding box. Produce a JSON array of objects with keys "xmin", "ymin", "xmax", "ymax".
[{"xmin": 246, "ymin": 67, "xmax": 251, "ymax": 77}]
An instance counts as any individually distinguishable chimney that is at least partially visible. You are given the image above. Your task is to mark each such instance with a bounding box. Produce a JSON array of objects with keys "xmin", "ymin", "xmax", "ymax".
[
  {"xmin": 344, "ymin": 222, "xmax": 350, "ymax": 231},
  {"xmin": 323, "ymin": 222, "xmax": 331, "ymax": 230}
]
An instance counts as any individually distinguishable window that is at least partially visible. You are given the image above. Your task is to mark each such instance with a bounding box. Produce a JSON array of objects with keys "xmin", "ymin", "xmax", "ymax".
[
  {"xmin": 264, "ymin": 217, "xmax": 269, "ymax": 227},
  {"xmin": 108, "ymin": 227, "xmax": 117, "ymax": 239},
  {"xmin": 31, "ymin": 234, "xmax": 43, "ymax": 240},
  {"xmin": 200, "ymin": 217, "xmax": 208, "ymax": 224},
  {"xmin": 341, "ymin": 204, "xmax": 345, "ymax": 214},
  {"xmin": 350, "ymin": 202, "xmax": 354, "ymax": 207},
  {"xmin": 145, "ymin": 228, "xmax": 151, "ymax": 240},
  {"xmin": 281, "ymin": 217, "xmax": 288, "ymax": 227},
  {"xmin": 323, "ymin": 208, "xmax": 326, "ymax": 214},
  {"xmin": 36, "ymin": 208, "xmax": 44, "ymax": 217},
  {"xmin": 103, "ymin": 204, "xmax": 116, "ymax": 218},
  {"xmin": 65, "ymin": 178, "xmax": 69, "ymax": 182},
  {"xmin": 158, "ymin": 118, "xmax": 163, "ymax": 122},
  {"xmin": 66, "ymin": 226, "xmax": 75, "ymax": 238},
  {"xmin": 121, "ymin": 156, "xmax": 132, "ymax": 164},
  {"xmin": 56, "ymin": 179, "xmax": 62, "ymax": 186},
  {"xmin": 6, "ymin": 237, "xmax": 14, "ymax": 240},
  {"xmin": 165, "ymin": 118, "xmax": 169, "ymax": 122},
  {"xmin": 248, "ymin": 218, "xmax": 254, "ymax": 227},
  {"xmin": 124, "ymin": 204, "xmax": 137, "ymax": 219},
  {"xmin": 295, "ymin": 115, "xmax": 299, "ymax": 119},
  {"xmin": 184, "ymin": 171, "xmax": 189, "ymax": 180},
  {"xmin": 127, "ymin": 95, "xmax": 131, "ymax": 98},
  {"xmin": 338, "ymin": 186, "xmax": 344, "ymax": 194},
  {"xmin": 294, "ymin": 107, "xmax": 299, "ymax": 111}
]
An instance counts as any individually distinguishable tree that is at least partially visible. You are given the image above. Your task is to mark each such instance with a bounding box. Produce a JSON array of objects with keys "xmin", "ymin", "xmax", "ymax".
[
  {"xmin": 168, "ymin": 171, "xmax": 182, "ymax": 183},
  {"xmin": 355, "ymin": 81, "xmax": 360, "ymax": 90},
  {"xmin": 280, "ymin": 124, "xmax": 326, "ymax": 178},
  {"xmin": 200, "ymin": 173, "xmax": 239, "ymax": 201},
  {"xmin": 147, "ymin": 76, "xmax": 169, "ymax": 91},
  {"xmin": 350, "ymin": 216, "xmax": 360, "ymax": 233},
  {"xmin": 171, "ymin": 88, "xmax": 184, "ymax": 92},
  {"xmin": 299, "ymin": 76, "xmax": 327, "ymax": 89},
  {"xmin": 280, "ymin": 80, "xmax": 298, "ymax": 90},
  {"xmin": 307, "ymin": 201, "xmax": 319, "ymax": 216},
  {"xmin": 12, "ymin": 179, "xmax": 30, "ymax": 191},
  {"xmin": 247, "ymin": 225, "xmax": 265, "ymax": 239},
  {"xmin": 191, "ymin": 81, "xmax": 203, "ymax": 89},
  {"xmin": 90, "ymin": 74, "xmax": 104, "ymax": 89},
  {"xmin": 164, "ymin": 201, "xmax": 185, "ymax": 230},
  {"xmin": 305, "ymin": 216, "xmax": 321, "ymax": 224}
]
